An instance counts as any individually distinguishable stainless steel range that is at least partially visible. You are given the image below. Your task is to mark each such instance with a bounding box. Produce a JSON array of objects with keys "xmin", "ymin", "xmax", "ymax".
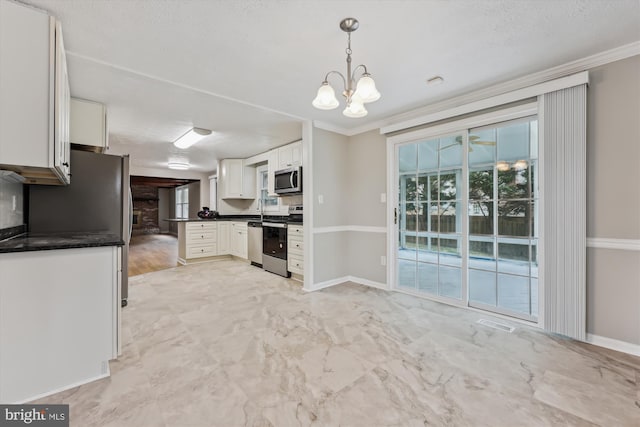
[
  {"xmin": 262, "ymin": 220, "xmax": 289, "ymax": 277},
  {"xmin": 262, "ymin": 205, "xmax": 303, "ymax": 277}
]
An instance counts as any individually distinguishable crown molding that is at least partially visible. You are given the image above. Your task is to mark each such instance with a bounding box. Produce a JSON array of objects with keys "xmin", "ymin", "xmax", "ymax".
[{"xmin": 316, "ymin": 40, "xmax": 640, "ymax": 137}]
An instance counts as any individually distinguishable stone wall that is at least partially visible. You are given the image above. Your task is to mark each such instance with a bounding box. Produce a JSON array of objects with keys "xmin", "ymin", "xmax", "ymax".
[{"xmin": 131, "ymin": 184, "xmax": 159, "ymax": 235}]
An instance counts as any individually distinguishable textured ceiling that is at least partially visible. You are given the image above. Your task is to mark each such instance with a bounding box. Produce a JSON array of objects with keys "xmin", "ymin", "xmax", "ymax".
[{"xmin": 19, "ymin": 0, "xmax": 640, "ymax": 173}]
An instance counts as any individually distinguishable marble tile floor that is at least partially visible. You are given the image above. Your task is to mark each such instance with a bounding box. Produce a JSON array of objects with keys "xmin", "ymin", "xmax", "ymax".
[{"xmin": 34, "ymin": 259, "xmax": 640, "ymax": 426}]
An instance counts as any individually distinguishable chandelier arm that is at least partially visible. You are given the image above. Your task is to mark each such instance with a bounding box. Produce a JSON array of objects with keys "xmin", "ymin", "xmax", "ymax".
[
  {"xmin": 351, "ymin": 64, "xmax": 369, "ymax": 81},
  {"xmin": 323, "ymin": 71, "xmax": 348, "ymax": 93}
]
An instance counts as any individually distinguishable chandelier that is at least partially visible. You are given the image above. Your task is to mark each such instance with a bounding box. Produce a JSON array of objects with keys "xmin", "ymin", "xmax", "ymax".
[{"xmin": 312, "ymin": 18, "xmax": 381, "ymax": 118}]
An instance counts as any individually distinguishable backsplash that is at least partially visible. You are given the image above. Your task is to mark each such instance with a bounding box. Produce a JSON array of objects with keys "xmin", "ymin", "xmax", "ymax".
[{"xmin": 0, "ymin": 174, "xmax": 24, "ymax": 229}]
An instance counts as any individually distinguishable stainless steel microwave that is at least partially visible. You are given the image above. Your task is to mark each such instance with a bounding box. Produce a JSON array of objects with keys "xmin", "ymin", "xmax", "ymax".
[{"xmin": 274, "ymin": 166, "xmax": 302, "ymax": 194}]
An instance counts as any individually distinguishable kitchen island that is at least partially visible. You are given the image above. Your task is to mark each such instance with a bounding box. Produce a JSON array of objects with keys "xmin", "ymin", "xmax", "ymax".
[{"xmin": 0, "ymin": 232, "xmax": 122, "ymax": 403}]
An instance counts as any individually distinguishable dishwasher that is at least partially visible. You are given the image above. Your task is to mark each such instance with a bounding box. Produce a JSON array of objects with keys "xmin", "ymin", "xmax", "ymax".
[{"xmin": 247, "ymin": 221, "xmax": 263, "ymax": 267}]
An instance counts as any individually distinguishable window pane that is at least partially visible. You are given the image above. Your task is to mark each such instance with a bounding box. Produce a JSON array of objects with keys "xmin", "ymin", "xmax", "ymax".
[
  {"xmin": 439, "ymin": 136, "xmax": 463, "ymax": 168},
  {"xmin": 498, "ymin": 201, "xmax": 530, "ymax": 236},
  {"xmin": 417, "ymin": 139, "xmax": 438, "ymax": 171},
  {"xmin": 469, "ymin": 169, "xmax": 493, "ymax": 200},
  {"xmin": 429, "ymin": 175, "xmax": 439, "ymax": 201},
  {"xmin": 497, "ymin": 121, "xmax": 529, "ymax": 161},
  {"xmin": 417, "ymin": 262, "xmax": 438, "ymax": 295},
  {"xmin": 398, "ymin": 259, "xmax": 416, "ymax": 289},
  {"xmin": 469, "ymin": 201, "xmax": 493, "ymax": 235},
  {"xmin": 531, "ymin": 242, "xmax": 538, "ymax": 278},
  {"xmin": 417, "ymin": 202, "xmax": 428, "ymax": 232},
  {"xmin": 417, "ymin": 175, "xmax": 429, "ymax": 201},
  {"xmin": 401, "ymin": 176, "xmax": 417, "ymax": 203},
  {"xmin": 497, "ymin": 274, "xmax": 530, "ymax": 315},
  {"xmin": 399, "ymin": 145, "xmax": 417, "ymax": 173},
  {"xmin": 469, "ymin": 239, "xmax": 495, "ymax": 271},
  {"xmin": 403, "ymin": 202, "xmax": 416, "ymax": 231},
  {"xmin": 469, "ymin": 128, "xmax": 496, "ymax": 166},
  {"xmin": 439, "ymin": 266, "xmax": 461, "ymax": 299},
  {"xmin": 498, "ymin": 163, "xmax": 530, "ymax": 200},
  {"xmin": 469, "ymin": 270, "xmax": 496, "ymax": 306},
  {"xmin": 497, "ymin": 241, "xmax": 530, "ymax": 275},
  {"xmin": 438, "ymin": 202, "xmax": 457, "ymax": 233},
  {"xmin": 438, "ymin": 237, "xmax": 461, "ymax": 267},
  {"xmin": 398, "ymin": 234, "xmax": 416, "ymax": 260},
  {"xmin": 417, "ymin": 238, "xmax": 438, "ymax": 264},
  {"xmin": 439, "ymin": 172, "xmax": 458, "ymax": 200}
]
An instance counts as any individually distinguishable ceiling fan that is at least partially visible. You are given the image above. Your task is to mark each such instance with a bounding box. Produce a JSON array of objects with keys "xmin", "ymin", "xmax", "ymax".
[{"xmin": 439, "ymin": 135, "xmax": 496, "ymax": 152}]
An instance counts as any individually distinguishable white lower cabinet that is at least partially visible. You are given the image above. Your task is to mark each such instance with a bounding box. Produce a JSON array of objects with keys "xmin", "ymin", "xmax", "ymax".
[
  {"xmin": 230, "ymin": 222, "xmax": 248, "ymax": 259},
  {"xmin": 0, "ymin": 246, "xmax": 120, "ymax": 403},
  {"xmin": 217, "ymin": 222, "xmax": 230, "ymax": 255},
  {"xmin": 178, "ymin": 221, "xmax": 217, "ymax": 264},
  {"xmin": 288, "ymin": 223, "xmax": 304, "ymax": 276}
]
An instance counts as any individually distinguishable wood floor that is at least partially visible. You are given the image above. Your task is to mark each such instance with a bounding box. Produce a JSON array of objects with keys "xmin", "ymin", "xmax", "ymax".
[{"xmin": 128, "ymin": 233, "xmax": 178, "ymax": 277}]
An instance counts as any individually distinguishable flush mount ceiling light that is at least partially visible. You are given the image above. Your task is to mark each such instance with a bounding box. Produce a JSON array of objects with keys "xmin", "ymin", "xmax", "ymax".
[
  {"xmin": 173, "ymin": 127, "xmax": 212, "ymax": 149},
  {"xmin": 168, "ymin": 161, "xmax": 190, "ymax": 170},
  {"xmin": 312, "ymin": 17, "xmax": 381, "ymax": 118}
]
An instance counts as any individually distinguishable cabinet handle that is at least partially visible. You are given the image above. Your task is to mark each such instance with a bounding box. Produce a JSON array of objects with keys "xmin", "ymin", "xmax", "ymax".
[
  {"xmin": 296, "ymin": 244, "xmax": 300, "ymax": 248},
  {"xmin": 63, "ymin": 162, "xmax": 69, "ymax": 167}
]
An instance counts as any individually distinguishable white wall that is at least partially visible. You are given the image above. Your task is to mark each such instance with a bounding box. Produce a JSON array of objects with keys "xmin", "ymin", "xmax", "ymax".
[
  {"xmin": 158, "ymin": 188, "xmax": 170, "ymax": 233},
  {"xmin": 585, "ymin": 55, "xmax": 640, "ymax": 346}
]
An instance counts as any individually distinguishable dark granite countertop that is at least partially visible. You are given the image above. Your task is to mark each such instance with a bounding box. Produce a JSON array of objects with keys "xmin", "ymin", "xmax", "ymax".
[{"xmin": 0, "ymin": 232, "xmax": 124, "ymax": 254}]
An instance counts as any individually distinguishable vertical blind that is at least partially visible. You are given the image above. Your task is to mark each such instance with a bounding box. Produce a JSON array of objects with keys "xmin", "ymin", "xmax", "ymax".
[{"xmin": 541, "ymin": 84, "xmax": 587, "ymax": 340}]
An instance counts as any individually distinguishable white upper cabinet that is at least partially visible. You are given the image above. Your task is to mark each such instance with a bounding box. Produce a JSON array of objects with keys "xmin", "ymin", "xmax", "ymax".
[
  {"xmin": 70, "ymin": 98, "xmax": 108, "ymax": 152},
  {"xmin": 219, "ymin": 159, "xmax": 256, "ymax": 199},
  {"xmin": 277, "ymin": 140, "xmax": 302, "ymax": 169},
  {"xmin": 0, "ymin": 0, "xmax": 70, "ymax": 185},
  {"xmin": 267, "ymin": 148, "xmax": 279, "ymax": 196}
]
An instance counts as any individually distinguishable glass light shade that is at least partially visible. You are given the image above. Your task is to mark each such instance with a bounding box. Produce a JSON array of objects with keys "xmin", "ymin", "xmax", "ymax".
[
  {"xmin": 353, "ymin": 74, "xmax": 381, "ymax": 103},
  {"xmin": 173, "ymin": 127, "xmax": 212, "ymax": 149},
  {"xmin": 168, "ymin": 161, "xmax": 190, "ymax": 170},
  {"xmin": 312, "ymin": 82, "xmax": 339, "ymax": 110},
  {"xmin": 343, "ymin": 96, "xmax": 368, "ymax": 118},
  {"xmin": 513, "ymin": 160, "xmax": 528, "ymax": 171},
  {"xmin": 496, "ymin": 161, "xmax": 510, "ymax": 172}
]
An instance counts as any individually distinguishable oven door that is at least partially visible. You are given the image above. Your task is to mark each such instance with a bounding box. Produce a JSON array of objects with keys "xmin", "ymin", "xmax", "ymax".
[{"xmin": 263, "ymin": 223, "xmax": 287, "ymax": 260}]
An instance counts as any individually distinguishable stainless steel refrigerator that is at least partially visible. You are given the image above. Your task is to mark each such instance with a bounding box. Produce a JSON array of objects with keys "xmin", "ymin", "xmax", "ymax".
[{"xmin": 28, "ymin": 149, "xmax": 131, "ymax": 305}]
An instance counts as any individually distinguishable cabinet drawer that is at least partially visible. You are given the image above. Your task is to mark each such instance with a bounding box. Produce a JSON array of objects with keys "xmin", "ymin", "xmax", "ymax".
[
  {"xmin": 288, "ymin": 239, "xmax": 303, "ymax": 254},
  {"xmin": 288, "ymin": 255, "xmax": 304, "ymax": 274},
  {"xmin": 288, "ymin": 224, "xmax": 303, "ymax": 235},
  {"xmin": 186, "ymin": 231, "xmax": 216, "ymax": 243},
  {"xmin": 186, "ymin": 222, "xmax": 217, "ymax": 232},
  {"xmin": 230, "ymin": 222, "xmax": 248, "ymax": 231},
  {"xmin": 187, "ymin": 245, "xmax": 217, "ymax": 259}
]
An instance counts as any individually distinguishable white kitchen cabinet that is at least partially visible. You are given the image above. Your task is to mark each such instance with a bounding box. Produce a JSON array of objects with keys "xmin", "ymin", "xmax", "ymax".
[
  {"xmin": 217, "ymin": 221, "xmax": 230, "ymax": 255},
  {"xmin": 208, "ymin": 175, "xmax": 217, "ymax": 211},
  {"xmin": 287, "ymin": 223, "xmax": 304, "ymax": 276},
  {"xmin": 70, "ymin": 98, "xmax": 108, "ymax": 152},
  {"xmin": 219, "ymin": 159, "xmax": 256, "ymax": 199},
  {"xmin": 277, "ymin": 140, "xmax": 302, "ymax": 169},
  {"xmin": 178, "ymin": 221, "xmax": 218, "ymax": 264},
  {"xmin": 0, "ymin": 246, "xmax": 120, "ymax": 403},
  {"xmin": 0, "ymin": 0, "xmax": 70, "ymax": 185},
  {"xmin": 230, "ymin": 221, "xmax": 248, "ymax": 259},
  {"xmin": 267, "ymin": 148, "xmax": 279, "ymax": 196}
]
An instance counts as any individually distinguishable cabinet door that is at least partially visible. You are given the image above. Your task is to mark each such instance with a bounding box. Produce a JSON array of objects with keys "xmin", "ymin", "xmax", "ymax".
[
  {"xmin": 54, "ymin": 21, "xmax": 70, "ymax": 183},
  {"xmin": 229, "ymin": 223, "xmax": 240, "ymax": 257},
  {"xmin": 267, "ymin": 149, "xmax": 278, "ymax": 196},
  {"xmin": 70, "ymin": 98, "xmax": 107, "ymax": 150},
  {"xmin": 278, "ymin": 145, "xmax": 293, "ymax": 169},
  {"xmin": 0, "ymin": 0, "xmax": 50, "ymax": 168},
  {"xmin": 222, "ymin": 160, "xmax": 243, "ymax": 198},
  {"xmin": 217, "ymin": 222, "xmax": 230, "ymax": 255},
  {"xmin": 239, "ymin": 230, "xmax": 248, "ymax": 259},
  {"xmin": 290, "ymin": 141, "xmax": 302, "ymax": 167}
]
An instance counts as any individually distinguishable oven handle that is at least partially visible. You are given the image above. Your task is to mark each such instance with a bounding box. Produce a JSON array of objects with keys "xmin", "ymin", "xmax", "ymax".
[{"xmin": 262, "ymin": 222, "xmax": 287, "ymax": 228}]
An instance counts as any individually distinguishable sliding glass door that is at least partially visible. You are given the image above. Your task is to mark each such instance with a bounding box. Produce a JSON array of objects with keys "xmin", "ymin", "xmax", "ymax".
[
  {"xmin": 397, "ymin": 132, "xmax": 465, "ymax": 304},
  {"xmin": 394, "ymin": 117, "xmax": 539, "ymax": 321}
]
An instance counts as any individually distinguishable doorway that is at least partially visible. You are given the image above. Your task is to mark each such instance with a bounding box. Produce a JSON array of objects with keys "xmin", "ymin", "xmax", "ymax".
[{"xmin": 393, "ymin": 116, "xmax": 539, "ymax": 321}]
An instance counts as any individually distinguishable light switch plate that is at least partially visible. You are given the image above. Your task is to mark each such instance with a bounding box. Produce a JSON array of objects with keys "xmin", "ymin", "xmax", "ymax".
[
  {"xmin": 380, "ymin": 193, "xmax": 386, "ymax": 203},
  {"xmin": 318, "ymin": 195, "xmax": 324, "ymax": 204}
]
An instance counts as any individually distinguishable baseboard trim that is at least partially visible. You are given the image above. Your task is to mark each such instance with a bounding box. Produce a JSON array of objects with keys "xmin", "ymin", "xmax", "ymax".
[
  {"xmin": 586, "ymin": 333, "xmax": 640, "ymax": 357},
  {"xmin": 313, "ymin": 226, "xmax": 387, "ymax": 234},
  {"xmin": 586, "ymin": 238, "xmax": 640, "ymax": 251},
  {"xmin": 348, "ymin": 276, "xmax": 389, "ymax": 290},
  {"xmin": 306, "ymin": 275, "xmax": 389, "ymax": 292},
  {"xmin": 15, "ymin": 368, "xmax": 111, "ymax": 404}
]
